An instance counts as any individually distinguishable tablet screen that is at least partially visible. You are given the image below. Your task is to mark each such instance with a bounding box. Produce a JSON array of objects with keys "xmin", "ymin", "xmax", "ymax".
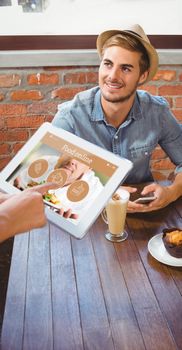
[{"xmin": 6, "ymin": 131, "xmax": 118, "ymax": 225}]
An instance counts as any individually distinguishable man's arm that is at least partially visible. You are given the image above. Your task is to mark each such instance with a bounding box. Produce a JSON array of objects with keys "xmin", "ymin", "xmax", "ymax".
[{"xmin": 167, "ymin": 172, "xmax": 182, "ymax": 201}]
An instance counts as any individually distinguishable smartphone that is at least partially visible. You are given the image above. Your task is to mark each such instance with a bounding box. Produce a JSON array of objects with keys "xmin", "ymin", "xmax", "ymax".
[{"xmin": 135, "ymin": 195, "xmax": 156, "ymax": 204}]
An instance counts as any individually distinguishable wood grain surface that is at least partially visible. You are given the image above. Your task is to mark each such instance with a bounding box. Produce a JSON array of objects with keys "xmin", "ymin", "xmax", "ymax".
[{"xmin": 1, "ymin": 198, "xmax": 182, "ymax": 350}]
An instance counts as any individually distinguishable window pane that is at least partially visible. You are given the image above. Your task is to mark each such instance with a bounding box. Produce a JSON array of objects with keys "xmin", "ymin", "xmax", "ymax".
[
  {"xmin": 0, "ymin": 0, "xmax": 181, "ymax": 35},
  {"xmin": 0, "ymin": 0, "xmax": 12, "ymax": 6}
]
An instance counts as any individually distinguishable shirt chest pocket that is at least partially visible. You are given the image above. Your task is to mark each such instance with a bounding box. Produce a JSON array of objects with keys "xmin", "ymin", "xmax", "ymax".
[{"xmin": 128, "ymin": 145, "xmax": 154, "ymax": 162}]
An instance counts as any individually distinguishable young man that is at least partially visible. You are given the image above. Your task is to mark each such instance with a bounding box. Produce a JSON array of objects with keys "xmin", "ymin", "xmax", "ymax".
[{"xmin": 52, "ymin": 24, "xmax": 182, "ymax": 213}]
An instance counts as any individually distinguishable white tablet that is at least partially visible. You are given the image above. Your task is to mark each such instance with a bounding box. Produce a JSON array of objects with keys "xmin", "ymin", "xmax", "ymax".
[{"xmin": 0, "ymin": 122, "xmax": 133, "ymax": 239}]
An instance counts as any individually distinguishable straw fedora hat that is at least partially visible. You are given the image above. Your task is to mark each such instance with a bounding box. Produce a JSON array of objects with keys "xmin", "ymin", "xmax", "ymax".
[{"xmin": 96, "ymin": 24, "xmax": 158, "ymax": 82}]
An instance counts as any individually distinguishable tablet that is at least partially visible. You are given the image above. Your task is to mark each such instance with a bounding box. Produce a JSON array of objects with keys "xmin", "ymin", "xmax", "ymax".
[{"xmin": 0, "ymin": 122, "xmax": 133, "ymax": 239}]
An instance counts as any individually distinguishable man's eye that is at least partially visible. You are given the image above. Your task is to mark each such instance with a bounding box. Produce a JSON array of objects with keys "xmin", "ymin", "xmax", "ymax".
[
  {"xmin": 104, "ymin": 62, "xmax": 111, "ymax": 67},
  {"xmin": 122, "ymin": 66, "xmax": 131, "ymax": 73}
]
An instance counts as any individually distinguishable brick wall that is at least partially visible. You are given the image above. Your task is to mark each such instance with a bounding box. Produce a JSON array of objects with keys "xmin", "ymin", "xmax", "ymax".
[{"xmin": 0, "ymin": 65, "xmax": 181, "ymax": 180}]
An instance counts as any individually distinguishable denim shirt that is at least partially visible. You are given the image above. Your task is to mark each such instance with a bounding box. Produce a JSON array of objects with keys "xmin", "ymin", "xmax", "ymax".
[{"xmin": 52, "ymin": 86, "xmax": 182, "ymax": 184}]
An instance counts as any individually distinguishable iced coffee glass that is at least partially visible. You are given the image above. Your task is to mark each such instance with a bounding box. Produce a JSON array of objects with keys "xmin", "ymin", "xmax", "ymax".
[{"xmin": 102, "ymin": 188, "xmax": 130, "ymax": 243}]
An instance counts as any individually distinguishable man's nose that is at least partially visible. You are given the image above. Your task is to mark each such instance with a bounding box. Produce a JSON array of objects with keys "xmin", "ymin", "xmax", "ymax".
[{"xmin": 108, "ymin": 68, "xmax": 121, "ymax": 80}]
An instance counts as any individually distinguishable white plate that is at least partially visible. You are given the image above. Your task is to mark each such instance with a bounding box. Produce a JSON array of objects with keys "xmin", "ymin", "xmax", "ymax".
[{"xmin": 148, "ymin": 233, "xmax": 182, "ymax": 267}]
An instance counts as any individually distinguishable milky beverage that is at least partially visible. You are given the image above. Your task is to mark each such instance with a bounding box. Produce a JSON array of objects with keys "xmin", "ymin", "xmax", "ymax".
[{"xmin": 106, "ymin": 190, "xmax": 129, "ymax": 235}]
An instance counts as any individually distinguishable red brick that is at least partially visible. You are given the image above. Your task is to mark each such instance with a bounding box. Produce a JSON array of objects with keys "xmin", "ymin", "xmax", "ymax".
[
  {"xmin": 0, "ymin": 129, "xmax": 29, "ymax": 142},
  {"xmin": 64, "ymin": 71, "xmax": 98, "ymax": 84},
  {"xmin": 51, "ymin": 87, "xmax": 85, "ymax": 99},
  {"xmin": 151, "ymin": 147, "xmax": 167, "ymax": 160},
  {"xmin": 0, "ymin": 118, "xmax": 5, "ymax": 128},
  {"xmin": 179, "ymin": 73, "xmax": 182, "ymax": 81},
  {"xmin": 27, "ymin": 73, "xmax": 59, "ymax": 85},
  {"xmin": 0, "ymin": 143, "xmax": 10, "ymax": 154},
  {"xmin": 0, "ymin": 74, "xmax": 20, "ymax": 88},
  {"xmin": 159, "ymin": 85, "xmax": 182, "ymax": 96},
  {"xmin": 139, "ymin": 85, "xmax": 157, "ymax": 95},
  {"xmin": 11, "ymin": 90, "xmax": 44, "ymax": 101},
  {"xmin": 163, "ymin": 96, "xmax": 173, "ymax": 108},
  {"xmin": 27, "ymin": 102, "xmax": 58, "ymax": 114},
  {"xmin": 172, "ymin": 109, "xmax": 182, "ymax": 121},
  {"xmin": 0, "ymin": 104, "xmax": 27, "ymax": 116},
  {"xmin": 29, "ymin": 128, "xmax": 39, "ymax": 137},
  {"xmin": 86, "ymin": 72, "xmax": 98, "ymax": 84},
  {"xmin": 12, "ymin": 143, "xmax": 24, "ymax": 154},
  {"xmin": 0, "ymin": 93, "xmax": 4, "ymax": 101},
  {"xmin": 45, "ymin": 115, "xmax": 54, "ymax": 123},
  {"xmin": 152, "ymin": 158, "xmax": 176, "ymax": 170},
  {"xmin": 0, "ymin": 157, "xmax": 11, "ymax": 170},
  {"xmin": 6, "ymin": 116, "xmax": 45, "ymax": 128},
  {"xmin": 153, "ymin": 70, "xmax": 176, "ymax": 81},
  {"xmin": 64, "ymin": 73, "xmax": 86, "ymax": 84},
  {"xmin": 175, "ymin": 97, "xmax": 182, "ymax": 108}
]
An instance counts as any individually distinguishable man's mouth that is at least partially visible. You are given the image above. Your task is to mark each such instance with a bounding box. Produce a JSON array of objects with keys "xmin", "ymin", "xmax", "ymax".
[{"xmin": 105, "ymin": 81, "xmax": 124, "ymax": 90}]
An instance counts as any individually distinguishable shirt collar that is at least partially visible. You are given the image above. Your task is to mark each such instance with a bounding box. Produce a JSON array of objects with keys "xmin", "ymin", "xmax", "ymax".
[
  {"xmin": 91, "ymin": 89, "xmax": 104, "ymax": 121},
  {"xmin": 129, "ymin": 92, "xmax": 143, "ymax": 120},
  {"xmin": 91, "ymin": 89, "xmax": 143, "ymax": 122}
]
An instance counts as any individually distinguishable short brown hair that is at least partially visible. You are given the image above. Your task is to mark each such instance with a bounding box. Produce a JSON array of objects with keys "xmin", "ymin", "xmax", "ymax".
[{"xmin": 101, "ymin": 34, "xmax": 150, "ymax": 75}]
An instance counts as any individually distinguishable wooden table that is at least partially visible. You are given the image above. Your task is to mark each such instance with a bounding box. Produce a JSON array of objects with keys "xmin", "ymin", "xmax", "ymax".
[{"xmin": 1, "ymin": 198, "xmax": 182, "ymax": 350}]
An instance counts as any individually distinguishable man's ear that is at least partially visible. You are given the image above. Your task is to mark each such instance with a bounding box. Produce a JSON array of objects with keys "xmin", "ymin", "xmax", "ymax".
[{"xmin": 138, "ymin": 70, "xmax": 149, "ymax": 86}]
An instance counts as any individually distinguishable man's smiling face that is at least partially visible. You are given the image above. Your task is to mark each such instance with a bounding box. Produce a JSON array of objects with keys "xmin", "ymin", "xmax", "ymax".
[{"xmin": 99, "ymin": 45, "xmax": 147, "ymax": 104}]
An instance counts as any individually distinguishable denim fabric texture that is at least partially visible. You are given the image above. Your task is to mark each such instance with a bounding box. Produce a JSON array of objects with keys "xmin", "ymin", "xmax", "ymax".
[{"xmin": 52, "ymin": 87, "xmax": 182, "ymax": 184}]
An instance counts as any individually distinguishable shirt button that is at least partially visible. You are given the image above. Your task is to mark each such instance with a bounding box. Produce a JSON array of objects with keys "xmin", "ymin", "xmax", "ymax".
[{"xmin": 114, "ymin": 135, "xmax": 118, "ymax": 140}]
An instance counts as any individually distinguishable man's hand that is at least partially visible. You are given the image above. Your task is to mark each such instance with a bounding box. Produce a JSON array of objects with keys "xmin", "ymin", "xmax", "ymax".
[
  {"xmin": 138, "ymin": 182, "xmax": 175, "ymax": 211},
  {"xmin": 121, "ymin": 183, "xmax": 177, "ymax": 213}
]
